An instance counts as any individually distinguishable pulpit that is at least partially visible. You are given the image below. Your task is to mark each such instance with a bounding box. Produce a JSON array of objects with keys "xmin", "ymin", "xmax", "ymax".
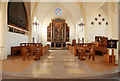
[{"xmin": 104, "ymin": 39, "xmax": 118, "ymax": 64}]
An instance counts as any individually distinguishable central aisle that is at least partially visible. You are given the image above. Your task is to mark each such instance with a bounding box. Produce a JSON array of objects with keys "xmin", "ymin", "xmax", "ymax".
[{"xmin": 22, "ymin": 50, "xmax": 94, "ymax": 78}]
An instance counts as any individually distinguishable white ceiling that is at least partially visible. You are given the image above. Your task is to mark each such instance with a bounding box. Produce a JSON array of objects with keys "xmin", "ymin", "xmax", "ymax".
[{"xmin": 31, "ymin": 2, "xmax": 83, "ymax": 24}]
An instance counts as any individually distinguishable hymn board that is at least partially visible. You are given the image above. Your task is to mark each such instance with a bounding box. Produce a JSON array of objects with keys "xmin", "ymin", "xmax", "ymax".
[{"xmin": 47, "ymin": 18, "xmax": 70, "ymax": 47}]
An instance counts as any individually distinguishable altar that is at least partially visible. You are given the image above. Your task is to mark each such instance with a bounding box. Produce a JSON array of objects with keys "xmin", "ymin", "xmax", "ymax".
[
  {"xmin": 51, "ymin": 42, "xmax": 66, "ymax": 47},
  {"xmin": 47, "ymin": 18, "xmax": 70, "ymax": 48}
]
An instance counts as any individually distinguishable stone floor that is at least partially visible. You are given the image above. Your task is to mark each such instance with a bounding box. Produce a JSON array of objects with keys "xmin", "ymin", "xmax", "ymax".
[{"xmin": 2, "ymin": 50, "xmax": 119, "ymax": 79}]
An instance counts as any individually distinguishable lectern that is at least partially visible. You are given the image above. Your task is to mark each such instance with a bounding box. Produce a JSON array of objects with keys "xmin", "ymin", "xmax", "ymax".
[{"xmin": 104, "ymin": 39, "xmax": 118, "ymax": 64}]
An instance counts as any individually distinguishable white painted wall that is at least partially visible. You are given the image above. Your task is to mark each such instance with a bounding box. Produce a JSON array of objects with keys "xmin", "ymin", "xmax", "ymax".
[
  {"xmin": 86, "ymin": 9, "xmax": 108, "ymax": 42},
  {"xmin": 7, "ymin": 32, "xmax": 28, "ymax": 55},
  {"xmin": 112, "ymin": 2, "xmax": 119, "ymax": 61},
  {"xmin": 85, "ymin": 2, "xmax": 119, "ymax": 61},
  {"xmin": 85, "ymin": 2, "xmax": 108, "ymax": 43}
]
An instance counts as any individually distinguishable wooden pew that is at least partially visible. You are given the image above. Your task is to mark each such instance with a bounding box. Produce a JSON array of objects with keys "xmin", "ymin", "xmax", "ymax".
[
  {"xmin": 69, "ymin": 36, "xmax": 108, "ymax": 61},
  {"xmin": 11, "ymin": 43, "xmax": 50, "ymax": 60},
  {"xmin": 68, "ymin": 43, "xmax": 103, "ymax": 61},
  {"xmin": 68, "ymin": 45, "xmax": 77, "ymax": 56},
  {"xmin": 42, "ymin": 44, "xmax": 50, "ymax": 56},
  {"xmin": 75, "ymin": 45, "xmax": 95, "ymax": 60},
  {"xmin": 11, "ymin": 46, "xmax": 21, "ymax": 56}
]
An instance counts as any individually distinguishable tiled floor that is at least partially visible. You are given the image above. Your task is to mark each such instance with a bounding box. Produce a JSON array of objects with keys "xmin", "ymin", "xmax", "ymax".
[{"xmin": 2, "ymin": 50, "xmax": 118, "ymax": 79}]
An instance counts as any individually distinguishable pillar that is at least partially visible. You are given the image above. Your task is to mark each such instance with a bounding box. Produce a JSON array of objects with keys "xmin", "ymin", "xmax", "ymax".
[{"xmin": 0, "ymin": 2, "xmax": 8, "ymax": 60}]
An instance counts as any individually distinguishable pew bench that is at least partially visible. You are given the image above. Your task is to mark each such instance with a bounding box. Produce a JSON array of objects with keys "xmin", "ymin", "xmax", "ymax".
[{"xmin": 11, "ymin": 43, "xmax": 50, "ymax": 61}]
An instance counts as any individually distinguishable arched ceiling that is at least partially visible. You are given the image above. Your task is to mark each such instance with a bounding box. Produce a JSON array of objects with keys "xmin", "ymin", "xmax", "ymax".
[
  {"xmin": 31, "ymin": 2, "xmax": 82, "ymax": 25},
  {"xmin": 31, "ymin": 2, "xmax": 106, "ymax": 25}
]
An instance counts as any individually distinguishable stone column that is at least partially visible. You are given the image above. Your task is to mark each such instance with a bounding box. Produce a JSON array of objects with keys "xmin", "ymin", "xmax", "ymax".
[{"xmin": 0, "ymin": 2, "xmax": 8, "ymax": 60}]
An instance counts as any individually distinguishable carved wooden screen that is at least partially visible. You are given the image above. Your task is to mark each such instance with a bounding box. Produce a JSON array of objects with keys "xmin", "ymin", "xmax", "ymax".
[{"xmin": 47, "ymin": 18, "xmax": 70, "ymax": 42}]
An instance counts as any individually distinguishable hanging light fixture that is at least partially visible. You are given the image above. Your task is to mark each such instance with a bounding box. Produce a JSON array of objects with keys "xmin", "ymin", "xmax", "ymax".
[
  {"xmin": 78, "ymin": 22, "xmax": 85, "ymax": 26},
  {"xmin": 33, "ymin": 17, "xmax": 39, "ymax": 26},
  {"xmin": 78, "ymin": 18, "xmax": 85, "ymax": 31},
  {"xmin": 33, "ymin": 21, "xmax": 39, "ymax": 26},
  {"xmin": 78, "ymin": 18, "xmax": 85, "ymax": 26},
  {"xmin": 78, "ymin": 3, "xmax": 85, "ymax": 31}
]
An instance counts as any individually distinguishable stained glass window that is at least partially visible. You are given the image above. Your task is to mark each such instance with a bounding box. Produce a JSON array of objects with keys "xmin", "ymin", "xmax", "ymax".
[{"xmin": 55, "ymin": 8, "xmax": 62, "ymax": 15}]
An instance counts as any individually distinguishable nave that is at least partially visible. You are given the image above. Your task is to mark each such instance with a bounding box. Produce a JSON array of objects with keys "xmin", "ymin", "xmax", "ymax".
[{"xmin": 2, "ymin": 50, "xmax": 118, "ymax": 79}]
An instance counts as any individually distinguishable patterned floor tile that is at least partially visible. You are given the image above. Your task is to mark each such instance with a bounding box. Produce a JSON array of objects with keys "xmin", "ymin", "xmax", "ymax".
[
  {"xmin": 32, "ymin": 69, "xmax": 51, "ymax": 74},
  {"xmin": 67, "ymin": 69, "xmax": 86, "ymax": 74},
  {"xmin": 64, "ymin": 62, "xmax": 79, "ymax": 66},
  {"xmin": 64, "ymin": 59, "xmax": 75, "ymax": 61}
]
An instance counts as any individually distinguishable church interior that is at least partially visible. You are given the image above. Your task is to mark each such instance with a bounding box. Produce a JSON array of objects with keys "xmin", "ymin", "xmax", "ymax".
[{"xmin": 0, "ymin": 0, "xmax": 120, "ymax": 79}]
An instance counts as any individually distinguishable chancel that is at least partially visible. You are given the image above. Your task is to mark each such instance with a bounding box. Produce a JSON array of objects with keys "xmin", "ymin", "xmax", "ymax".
[
  {"xmin": 0, "ymin": 1, "xmax": 120, "ymax": 79},
  {"xmin": 47, "ymin": 18, "xmax": 70, "ymax": 48}
]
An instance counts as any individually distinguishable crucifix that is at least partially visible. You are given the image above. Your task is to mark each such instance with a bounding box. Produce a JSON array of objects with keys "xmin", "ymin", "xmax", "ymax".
[{"xmin": 109, "ymin": 41, "xmax": 114, "ymax": 48}]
